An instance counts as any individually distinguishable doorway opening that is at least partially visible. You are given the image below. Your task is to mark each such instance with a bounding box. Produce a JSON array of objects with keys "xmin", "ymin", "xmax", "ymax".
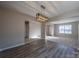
[{"xmin": 25, "ymin": 21, "xmax": 29, "ymax": 43}]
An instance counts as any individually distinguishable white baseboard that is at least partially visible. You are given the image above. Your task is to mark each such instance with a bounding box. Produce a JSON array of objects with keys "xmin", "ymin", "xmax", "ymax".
[{"xmin": 0, "ymin": 43, "xmax": 25, "ymax": 52}]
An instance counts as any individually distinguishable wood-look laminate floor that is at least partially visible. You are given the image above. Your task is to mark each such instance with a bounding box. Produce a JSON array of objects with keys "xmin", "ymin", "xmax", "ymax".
[{"xmin": 0, "ymin": 39, "xmax": 76, "ymax": 58}]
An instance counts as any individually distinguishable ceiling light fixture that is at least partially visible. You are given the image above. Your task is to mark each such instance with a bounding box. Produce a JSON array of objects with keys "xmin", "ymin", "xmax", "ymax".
[{"xmin": 36, "ymin": 5, "xmax": 48, "ymax": 23}]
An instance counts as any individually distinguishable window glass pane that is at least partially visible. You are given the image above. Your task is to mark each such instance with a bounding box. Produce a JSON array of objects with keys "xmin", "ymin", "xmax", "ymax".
[
  {"xmin": 59, "ymin": 25, "xmax": 64, "ymax": 33},
  {"xmin": 59, "ymin": 24, "xmax": 72, "ymax": 34},
  {"xmin": 65, "ymin": 25, "xmax": 69, "ymax": 34}
]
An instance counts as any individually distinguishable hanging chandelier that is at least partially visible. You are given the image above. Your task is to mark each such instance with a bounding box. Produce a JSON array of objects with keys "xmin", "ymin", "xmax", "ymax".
[{"xmin": 36, "ymin": 5, "xmax": 48, "ymax": 22}]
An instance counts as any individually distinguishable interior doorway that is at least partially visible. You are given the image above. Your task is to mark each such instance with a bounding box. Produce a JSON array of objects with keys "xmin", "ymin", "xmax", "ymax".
[{"xmin": 25, "ymin": 21, "xmax": 29, "ymax": 43}]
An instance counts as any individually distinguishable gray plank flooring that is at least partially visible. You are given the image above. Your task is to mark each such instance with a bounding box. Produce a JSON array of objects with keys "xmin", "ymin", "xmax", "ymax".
[{"xmin": 0, "ymin": 39, "xmax": 76, "ymax": 58}]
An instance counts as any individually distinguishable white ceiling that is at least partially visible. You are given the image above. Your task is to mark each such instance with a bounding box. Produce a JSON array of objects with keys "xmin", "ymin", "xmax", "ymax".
[
  {"xmin": 49, "ymin": 16, "xmax": 79, "ymax": 24},
  {"xmin": 0, "ymin": 1, "xmax": 79, "ymax": 21}
]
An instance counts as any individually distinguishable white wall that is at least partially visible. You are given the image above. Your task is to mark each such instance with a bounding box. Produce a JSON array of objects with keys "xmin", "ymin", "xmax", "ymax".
[
  {"xmin": 0, "ymin": 9, "xmax": 2, "ymax": 47},
  {"xmin": 29, "ymin": 21, "xmax": 41, "ymax": 38},
  {"xmin": 0, "ymin": 8, "xmax": 41, "ymax": 51},
  {"xmin": 78, "ymin": 22, "xmax": 79, "ymax": 49}
]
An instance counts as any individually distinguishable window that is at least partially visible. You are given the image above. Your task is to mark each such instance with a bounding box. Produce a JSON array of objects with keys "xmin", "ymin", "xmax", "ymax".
[{"xmin": 59, "ymin": 24, "xmax": 72, "ymax": 34}]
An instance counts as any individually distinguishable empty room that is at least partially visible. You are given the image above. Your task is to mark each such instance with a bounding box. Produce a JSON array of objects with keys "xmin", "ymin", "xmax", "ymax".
[{"xmin": 0, "ymin": 1, "xmax": 79, "ymax": 58}]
